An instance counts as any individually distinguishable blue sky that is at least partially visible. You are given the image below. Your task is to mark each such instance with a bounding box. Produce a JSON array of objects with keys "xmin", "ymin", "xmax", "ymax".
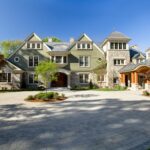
[{"xmin": 0, "ymin": 0, "xmax": 150, "ymax": 51}]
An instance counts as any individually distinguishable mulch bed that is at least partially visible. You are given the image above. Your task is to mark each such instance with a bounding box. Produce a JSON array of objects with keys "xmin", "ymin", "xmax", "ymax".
[{"xmin": 25, "ymin": 97, "xmax": 67, "ymax": 102}]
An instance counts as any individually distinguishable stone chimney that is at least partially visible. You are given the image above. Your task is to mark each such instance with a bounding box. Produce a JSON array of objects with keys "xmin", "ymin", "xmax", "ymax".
[
  {"xmin": 70, "ymin": 38, "xmax": 75, "ymax": 44},
  {"xmin": 48, "ymin": 38, "xmax": 53, "ymax": 42}
]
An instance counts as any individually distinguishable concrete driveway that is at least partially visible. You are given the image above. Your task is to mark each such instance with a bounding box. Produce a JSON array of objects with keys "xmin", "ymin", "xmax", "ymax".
[{"xmin": 0, "ymin": 90, "xmax": 150, "ymax": 150}]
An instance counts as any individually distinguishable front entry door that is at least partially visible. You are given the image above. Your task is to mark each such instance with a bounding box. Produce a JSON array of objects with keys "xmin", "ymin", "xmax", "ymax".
[{"xmin": 51, "ymin": 72, "xmax": 68, "ymax": 87}]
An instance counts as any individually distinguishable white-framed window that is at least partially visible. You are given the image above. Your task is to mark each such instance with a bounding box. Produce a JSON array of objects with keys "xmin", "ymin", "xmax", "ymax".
[
  {"xmin": 0, "ymin": 73, "xmax": 11, "ymax": 83},
  {"xmin": 97, "ymin": 75, "xmax": 105, "ymax": 82},
  {"xmin": 79, "ymin": 56, "xmax": 90, "ymax": 67},
  {"xmin": 76, "ymin": 43, "xmax": 92, "ymax": 50},
  {"xmin": 114, "ymin": 59, "xmax": 125, "ymax": 65},
  {"xmin": 27, "ymin": 43, "xmax": 30, "ymax": 49},
  {"xmin": 110, "ymin": 42, "xmax": 126, "ymax": 50},
  {"xmin": 28, "ymin": 56, "xmax": 39, "ymax": 67},
  {"xmin": 51, "ymin": 56, "xmax": 67, "ymax": 64},
  {"xmin": 28, "ymin": 73, "xmax": 38, "ymax": 84},
  {"xmin": 27, "ymin": 42, "xmax": 41, "ymax": 49},
  {"xmin": 14, "ymin": 57, "xmax": 20, "ymax": 62},
  {"xmin": 79, "ymin": 74, "xmax": 89, "ymax": 84}
]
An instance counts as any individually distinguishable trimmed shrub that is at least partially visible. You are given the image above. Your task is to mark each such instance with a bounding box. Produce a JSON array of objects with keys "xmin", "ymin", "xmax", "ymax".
[
  {"xmin": 143, "ymin": 90, "xmax": 150, "ymax": 96},
  {"xmin": 25, "ymin": 95, "xmax": 35, "ymax": 100}
]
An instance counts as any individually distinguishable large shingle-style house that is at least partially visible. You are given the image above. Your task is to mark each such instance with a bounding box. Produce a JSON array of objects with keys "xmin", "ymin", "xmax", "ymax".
[{"xmin": 0, "ymin": 31, "xmax": 149, "ymax": 91}]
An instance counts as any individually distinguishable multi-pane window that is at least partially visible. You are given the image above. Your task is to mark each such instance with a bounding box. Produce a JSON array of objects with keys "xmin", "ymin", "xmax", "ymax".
[
  {"xmin": 123, "ymin": 43, "xmax": 126, "ymax": 49},
  {"xmin": 119, "ymin": 43, "xmax": 122, "ymax": 49},
  {"xmin": 29, "ymin": 56, "xmax": 39, "ymax": 67},
  {"xmin": 27, "ymin": 43, "xmax": 30, "ymax": 49},
  {"xmin": 0, "ymin": 73, "xmax": 11, "ymax": 82},
  {"xmin": 77, "ymin": 43, "xmax": 92, "ymax": 49},
  {"xmin": 98, "ymin": 75, "xmax": 105, "ymax": 82},
  {"xmin": 55, "ymin": 56, "xmax": 62, "ymax": 63},
  {"xmin": 79, "ymin": 56, "xmax": 90, "ymax": 67},
  {"xmin": 110, "ymin": 43, "xmax": 114, "ymax": 49},
  {"xmin": 28, "ymin": 74, "xmax": 38, "ymax": 84},
  {"xmin": 37, "ymin": 43, "xmax": 41, "ymax": 49},
  {"xmin": 51, "ymin": 56, "xmax": 67, "ymax": 64},
  {"xmin": 32, "ymin": 43, "xmax": 35, "ymax": 49},
  {"xmin": 115, "ymin": 43, "xmax": 118, "ymax": 49},
  {"xmin": 27, "ymin": 43, "xmax": 41, "ymax": 49},
  {"xmin": 110, "ymin": 42, "xmax": 127, "ymax": 50},
  {"xmin": 114, "ymin": 59, "xmax": 125, "ymax": 65},
  {"xmin": 79, "ymin": 74, "xmax": 89, "ymax": 84}
]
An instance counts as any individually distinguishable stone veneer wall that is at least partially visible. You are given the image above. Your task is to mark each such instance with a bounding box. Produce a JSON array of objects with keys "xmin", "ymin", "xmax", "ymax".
[{"xmin": 106, "ymin": 50, "xmax": 130, "ymax": 87}]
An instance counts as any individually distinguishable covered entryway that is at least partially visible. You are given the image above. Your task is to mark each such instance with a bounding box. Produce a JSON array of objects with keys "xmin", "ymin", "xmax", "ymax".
[
  {"xmin": 51, "ymin": 72, "xmax": 68, "ymax": 87},
  {"xmin": 120, "ymin": 65, "xmax": 150, "ymax": 91}
]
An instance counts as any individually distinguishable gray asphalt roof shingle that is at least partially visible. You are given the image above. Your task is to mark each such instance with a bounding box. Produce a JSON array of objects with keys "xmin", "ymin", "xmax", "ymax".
[
  {"xmin": 107, "ymin": 31, "xmax": 130, "ymax": 40},
  {"xmin": 119, "ymin": 59, "xmax": 150, "ymax": 73},
  {"xmin": 46, "ymin": 42, "xmax": 70, "ymax": 51}
]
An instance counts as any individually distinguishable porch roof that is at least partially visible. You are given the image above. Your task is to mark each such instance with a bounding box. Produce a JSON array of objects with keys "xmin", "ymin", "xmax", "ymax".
[{"xmin": 119, "ymin": 59, "xmax": 150, "ymax": 73}]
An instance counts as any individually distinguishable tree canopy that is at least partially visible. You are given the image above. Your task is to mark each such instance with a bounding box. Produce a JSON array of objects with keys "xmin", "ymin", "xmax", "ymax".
[
  {"xmin": 42, "ymin": 37, "xmax": 62, "ymax": 42},
  {"xmin": 35, "ymin": 61, "xmax": 58, "ymax": 90},
  {"xmin": 0, "ymin": 40, "xmax": 23, "ymax": 58}
]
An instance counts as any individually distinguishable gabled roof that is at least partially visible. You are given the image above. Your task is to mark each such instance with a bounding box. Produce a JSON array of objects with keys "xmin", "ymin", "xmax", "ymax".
[
  {"xmin": 129, "ymin": 48, "xmax": 146, "ymax": 59},
  {"xmin": 67, "ymin": 33, "xmax": 104, "ymax": 54},
  {"xmin": 8, "ymin": 32, "xmax": 51, "ymax": 59},
  {"xmin": 107, "ymin": 31, "xmax": 131, "ymax": 40},
  {"xmin": 119, "ymin": 59, "xmax": 150, "ymax": 73}
]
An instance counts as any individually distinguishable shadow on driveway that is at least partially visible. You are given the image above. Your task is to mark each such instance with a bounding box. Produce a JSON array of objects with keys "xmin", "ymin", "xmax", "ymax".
[{"xmin": 0, "ymin": 98, "xmax": 150, "ymax": 150}]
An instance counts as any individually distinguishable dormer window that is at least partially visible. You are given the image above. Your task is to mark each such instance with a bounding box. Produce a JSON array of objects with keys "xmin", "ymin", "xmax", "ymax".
[
  {"xmin": 77, "ymin": 42, "xmax": 92, "ymax": 50},
  {"xmin": 37, "ymin": 43, "xmax": 41, "ymax": 49},
  {"xmin": 27, "ymin": 42, "xmax": 42, "ymax": 49},
  {"xmin": 27, "ymin": 43, "xmax": 30, "ymax": 49},
  {"xmin": 82, "ymin": 43, "xmax": 85, "ymax": 49},
  {"xmin": 87, "ymin": 43, "xmax": 91, "ymax": 49},
  {"xmin": 77, "ymin": 43, "xmax": 81, "ymax": 49},
  {"xmin": 32, "ymin": 43, "xmax": 35, "ymax": 49}
]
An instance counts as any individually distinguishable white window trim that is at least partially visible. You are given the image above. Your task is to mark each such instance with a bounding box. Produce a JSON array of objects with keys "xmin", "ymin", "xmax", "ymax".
[
  {"xmin": 79, "ymin": 73, "xmax": 89, "ymax": 84},
  {"xmin": 79, "ymin": 56, "xmax": 91, "ymax": 68},
  {"xmin": 51, "ymin": 56, "xmax": 68, "ymax": 64},
  {"xmin": 28, "ymin": 55, "xmax": 39, "ymax": 68},
  {"xmin": 27, "ymin": 42, "xmax": 41, "ymax": 49},
  {"xmin": 76, "ymin": 43, "xmax": 92, "ymax": 50},
  {"xmin": 114, "ymin": 58, "xmax": 126, "ymax": 66},
  {"xmin": 110, "ymin": 42, "xmax": 127, "ymax": 50},
  {"xmin": 28, "ymin": 73, "xmax": 38, "ymax": 85},
  {"xmin": 0, "ymin": 73, "xmax": 12, "ymax": 83}
]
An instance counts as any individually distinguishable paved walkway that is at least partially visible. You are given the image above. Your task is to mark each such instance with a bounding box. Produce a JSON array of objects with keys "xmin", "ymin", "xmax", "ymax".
[{"xmin": 0, "ymin": 90, "xmax": 150, "ymax": 150}]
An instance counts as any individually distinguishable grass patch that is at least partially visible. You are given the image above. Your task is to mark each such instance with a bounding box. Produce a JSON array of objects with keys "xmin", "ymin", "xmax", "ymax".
[
  {"xmin": 96, "ymin": 85, "xmax": 127, "ymax": 91},
  {"xmin": 25, "ymin": 92, "xmax": 66, "ymax": 102}
]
